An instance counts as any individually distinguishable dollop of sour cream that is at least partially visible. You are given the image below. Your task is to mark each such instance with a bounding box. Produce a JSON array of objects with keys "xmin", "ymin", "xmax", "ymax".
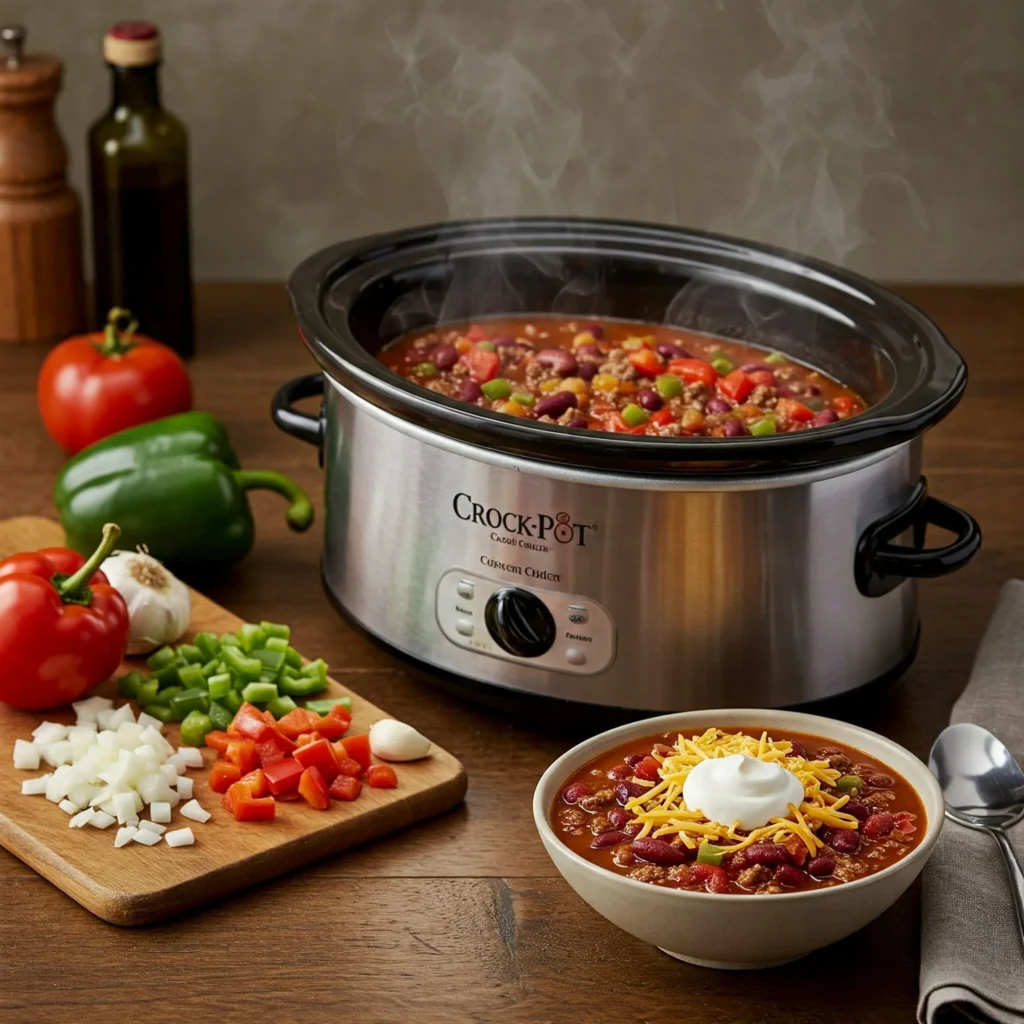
[{"xmin": 682, "ymin": 753, "xmax": 804, "ymax": 830}]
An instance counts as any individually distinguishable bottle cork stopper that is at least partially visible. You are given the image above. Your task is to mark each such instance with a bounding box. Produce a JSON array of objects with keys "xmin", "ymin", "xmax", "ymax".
[{"xmin": 104, "ymin": 22, "xmax": 161, "ymax": 67}]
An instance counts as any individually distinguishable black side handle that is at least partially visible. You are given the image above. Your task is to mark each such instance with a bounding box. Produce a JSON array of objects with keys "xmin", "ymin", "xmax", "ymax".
[
  {"xmin": 855, "ymin": 477, "xmax": 981, "ymax": 597},
  {"xmin": 272, "ymin": 374, "xmax": 325, "ymax": 454}
]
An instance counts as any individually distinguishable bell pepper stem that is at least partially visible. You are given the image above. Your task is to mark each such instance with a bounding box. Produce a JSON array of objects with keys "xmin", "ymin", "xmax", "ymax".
[
  {"xmin": 99, "ymin": 307, "xmax": 139, "ymax": 357},
  {"xmin": 59, "ymin": 523, "xmax": 121, "ymax": 600},
  {"xmin": 233, "ymin": 470, "xmax": 314, "ymax": 532}
]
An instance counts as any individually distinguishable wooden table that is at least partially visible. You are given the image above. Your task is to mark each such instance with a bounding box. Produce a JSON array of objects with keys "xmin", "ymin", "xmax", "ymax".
[{"xmin": 0, "ymin": 285, "xmax": 1019, "ymax": 1023}]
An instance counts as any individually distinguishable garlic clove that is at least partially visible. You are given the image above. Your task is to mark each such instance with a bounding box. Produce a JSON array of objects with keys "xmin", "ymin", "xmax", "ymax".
[{"xmin": 368, "ymin": 719, "xmax": 433, "ymax": 762}]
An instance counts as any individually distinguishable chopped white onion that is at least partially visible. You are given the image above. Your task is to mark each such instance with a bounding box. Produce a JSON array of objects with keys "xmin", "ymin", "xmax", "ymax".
[
  {"xmin": 149, "ymin": 801, "xmax": 172, "ymax": 823},
  {"xmin": 136, "ymin": 711, "xmax": 165, "ymax": 732},
  {"xmin": 69, "ymin": 809, "xmax": 95, "ymax": 828},
  {"xmin": 176, "ymin": 776, "xmax": 194, "ymax": 800},
  {"xmin": 90, "ymin": 811, "xmax": 116, "ymax": 829},
  {"xmin": 139, "ymin": 819, "xmax": 166, "ymax": 835},
  {"xmin": 21, "ymin": 775, "xmax": 50, "ymax": 796},
  {"xmin": 32, "ymin": 721, "xmax": 68, "ymax": 745},
  {"xmin": 114, "ymin": 826, "xmax": 138, "ymax": 848},
  {"xmin": 176, "ymin": 747, "xmax": 205, "ymax": 769},
  {"xmin": 179, "ymin": 800, "xmax": 210, "ymax": 824},
  {"xmin": 13, "ymin": 739, "xmax": 39, "ymax": 770},
  {"xmin": 132, "ymin": 828, "xmax": 162, "ymax": 846},
  {"xmin": 165, "ymin": 827, "xmax": 195, "ymax": 848},
  {"xmin": 58, "ymin": 799, "xmax": 79, "ymax": 815}
]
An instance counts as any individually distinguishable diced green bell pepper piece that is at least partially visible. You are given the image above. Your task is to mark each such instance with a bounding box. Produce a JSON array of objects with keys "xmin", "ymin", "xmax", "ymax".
[
  {"xmin": 304, "ymin": 697, "xmax": 353, "ymax": 715},
  {"xmin": 222, "ymin": 689, "xmax": 243, "ymax": 715},
  {"xmin": 141, "ymin": 704, "xmax": 174, "ymax": 723},
  {"xmin": 481, "ymin": 378, "xmax": 512, "ymax": 401},
  {"xmin": 177, "ymin": 663, "xmax": 207, "ymax": 690},
  {"xmin": 711, "ymin": 357, "xmax": 734, "ymax": 375},
  {"xmin": 208, "ymin": 700, "xmax": 233, "ymax": 732},
  {"xmin": 254, "ymin": 648, "xmax": 285, "ymax": 678},
  {"xmin": 176, "ymin": 644, "xmax": 203, "ymax": 665},
  {"xmin": 750, "ymin": 417, "xmax": 776, "ymax": 436},
  {"xmin": 116, "ymin": 669, "xmax": 147, "ymax": 699},
  {"xmin": 135, "ymin": 677, "xmax": 161, "ymax": 707},
  {"xmin": 696, "ymin": 843, "xmax": 725, "ymax": 866},
  {"xmin": 153, "ymin": 664, "xmax": 181, "ymax": 688},
  {"xmin": 180, "ymin": 710, "xmax": 213, "ymax": 748},
  {"xmin": 200, "ymin": 658, "xmax": 221, "ymax": 678},
  {"xmin": 621, "ymin": 403, "xmax": 649, "ymax": 428},
  {"xmin": 194, "ymin": 631, "xmax": 221, "ymax": 662},
  {"xmin": 147, "ymin": 646, "xmax": 177, "ymax": 671},
  {"xmin": 413, "ymin": 361, "xmax": 437, "ymax": 377},
  {"xmin": 207, "ymin": 673, "xmax": 232, "ymax": 701},
  {"xmin": 266, "ymin": 694, "xmax": 298, "ymax": 719},
  {"xmin": 219, "ymin": 631, "xmax": 241, "ymax": 648},
  {"xmin": 511, "ymin": 392, "xmax": 534, "ymax": 407},
  {"xmin": 260, "ymin": 621, "xmax": 290, "ymax": 641},
  {"xmin": 655, "ymin": 374, "xmax": 682, "ymax": 400},
  {"xmin": 238, "ymin": 622, "xmax": 265, "ymax": 652},
  {"xmin": 169, "ymin": 687, "xmax": 208, "ymax": 718},
  {"xmin": 264, "ymin": 636, "xmax": 289, "ymax": 654},
  {"xmin": 222, "ymin": 645, "xmax": 262, "ymax": 683},
  {"xmin": 241, "ymin": 681, "xmax": 279, "ymax": 704},
  {"xmin": 278, "ymin": 673, "xmax": 327, "ymax": 698},
  {"xmin": 765, "ymin": 352, "xmax": 788, "ymax": 365},
  {"xmin": 152, "ymin": 685, "xmax": 182, "ymax": 708},
  {"xmin": 837, "ymin": 774, "xmax": 863, "ymax": 791},
  {"xmin": 284, "ymin": 646, "xmax": 302, "ymax": 670}
]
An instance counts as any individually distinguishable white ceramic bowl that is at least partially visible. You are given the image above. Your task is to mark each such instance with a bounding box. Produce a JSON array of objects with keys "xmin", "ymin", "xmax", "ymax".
[{"xmin": 533, "ymin": 709, "xmax": 944, "ymax": 970}]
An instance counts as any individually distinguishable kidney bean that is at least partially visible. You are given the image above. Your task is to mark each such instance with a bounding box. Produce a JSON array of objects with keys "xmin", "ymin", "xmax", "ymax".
[
  {"xmin": 576, "ymin": 343, "xmax": 601, "ymax": 357},
  {"xmin": 607, "ymin": 763, "xmax": 633, "ymax": 780},
  {"xmin": 566, "ymin": 415, "xmax": 589, "ymax": 429},
  {"xmin": 607, "ymin": 807, "xmax": 634, "ymax": 829},
  {"xmin": 776, "ymin": 384, "xmax": 795, "ymax": 398},
  {"xmin": 430, "ymin": 343, "xmax": 458, "ymax": 369},
  {"xmin": 536, "ymin": 348, "xmax": 578, "ymax": 376},
  {"xmin": 562, "ymin": 782, "xmax": 592, "ymax": 804},
  {"xmin": 577, "ymin": 361, "xmax": 598, "ymax": 382},
  {"xmin": 813, "ymin": 409, "xmax": 839, "ymax": 426},
  {"xmin": 705, "ymin": 398, "xmax": 731, "ymax": 414},
  {"xmin": 614, "ymin": 781, "xmax": 647, "ymax": 805},
  {"xmin": 581, "ymin": 323, "xmax": 605, "ymax": 339},
  {"xmin": 656, "ymin": 342, "xmax": 690, "ymax": 360},
  {"xmin": 631, "ymin": 837, "xmax": 687, "ymax": 867},
  {"xmin": 862, "ymin": 773, "xmax": 894, "ymax": 789},
  {"xmin": 774, "ymin": 864, "xmax": 806, "ymax": 888},
  {"xmin": 623, "ymin": 753, "xmax": 647, "ymax": 768},
  {"xmin": 739, "ymin": 362, "xmax": 772, "ymax": 373},
  {"xmin": 535, "ymin": 391, "xmax": 577, "ymax": 418},
  {"xmin": 862, "ymin": 812, "xmax": 895, "ymax": 840},
  {"xmin": 843, "ymin": 799, "xmax": 871, "ymax": 822},
  {"xmin": 788, "ymin": 740, "xmax": 807, "ymax": 758},
  {"xmin": 807, "ymin": 855, "xmax": 836, "ymax": 877},
  {"xmin": 458, "ymin": 380, "xmax": 483, "ymax": 403},
  {"xmin": 590, "ymin": 830, "xmax": 631, "ymax": 849},
  {"xmin": 805, "ymin": 384, "xmax": 821, "ymax": 397},
  {"xmin": 745, "ymin": 842, "xmax": 789, "ymax": 867},
  {"xmin": 622, "ymin": 819, "xmax": 644, "ymax": 837},
  {"xmin": 721, "ymin": 417, "xmax": 747, "ymax": 437},
  {"xmin": 492, "ymin": 336, "xmax": 518, "ymax": 347},
  {"xmin": 825, "ymin": 828, "xmax": 862, "ymax": 855},
  {"xmin": 637, "ymin": 389, "xmax": 663, "ymax": 412}
]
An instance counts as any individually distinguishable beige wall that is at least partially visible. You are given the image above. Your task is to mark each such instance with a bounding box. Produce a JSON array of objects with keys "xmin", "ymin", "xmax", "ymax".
[{"xmin": 17, "ymin": 0, "xmax": 1024, "ymax": 282}]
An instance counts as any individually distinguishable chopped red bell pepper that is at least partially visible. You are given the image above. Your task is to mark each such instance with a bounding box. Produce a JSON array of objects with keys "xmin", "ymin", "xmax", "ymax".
[
  {"xmin": 228, "ymin": 702, "xmax": 275, "ymax": 742},
  {"xmin": 718, "ymin": 370, "xmax": 753, "ymax": 403},
  {"xmin": 205, "ymin": 730, "xmax": 231, "ymax": 756},
  {"xmin": 294, "ymin": 730, "xmax": 324, "ymax": 748},
  {"xmin": 747, "ymin": 369, "xmax": 775, "ymax": 388},
  {"xmin": 832, "ymin": 396, "xmax": 857, "ymax": 415},
  {"xmin": 466, "ymin": 344, "xmax": 501, "ymax": 384},
  {"xmin": 648, "ymin": 408, "xmax": 674, "ymax": 427},
  {"xmin": 328, "ymin": 703, "xmax": 353, "ymax": 723},
  {"xmin": 328, "ymin": 774, "xmax": 362, "ymax": 801},
  {"xmin": 255, "ymin": 738, "xmax": 285, "ymax": 768},
  {"xmin": 209, "ymin": 760, "xmax": 242, "ymax": 793},
  {"xmin": 667, "ymin": 358, "xmax": 717, "ymax": 387},
  {"xmin": 298, "ymin": 765, "xmax": 331, "ymax": 809},
  {"xmin": 776, "ymin": 397, "xmax": 815, "ymax": 422},
  {"xmin": 340, "ymin": 734, "xmax": 372, "ymax": 772},
  {"xmin": 633, "ymin": 756, "xmax": 661, "ymax": 782},
  {"xmin": 626, "ymin": 348, "xmax": 663, "ymax": 378},
  {"xmin": 276, "ymin": 707, "xmax": 323, "ymax": 739},
  {"xmin": 465, "ymin": 323, "xmax": 489, "ymax": 342},
  {"xmin": 366, "ymin": 764, "xmax": 398, "ymax": 789},
  {"xmin": 293, "ymin": 738, "xmax": 340, "ymax": 782},
  {"xmin": 225, "ymin": 780, "xmax": 277, "ymax": 821},
  {"xmin": 225, "ymin": 739, "xmax": 259, "ymax": 774},
  {"xmin": 263, "ymin": 758, "xmax": 305, "ymax": 796},
  {"xmin": 311, "ymin": 714, "xmax": 350, "ymax": 741},
  {"xmin": 331, "ymin": 744, "xmax": 363, "ymax": 778},
  {"xmin": 239, "ymin": 768, "xmax": 269, "ymax": 798}
]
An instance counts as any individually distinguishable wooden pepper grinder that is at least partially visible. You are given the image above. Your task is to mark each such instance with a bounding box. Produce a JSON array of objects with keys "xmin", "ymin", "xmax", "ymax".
[{"xmin": 0, "ymin": 25, "xmax": 85, "ymax": 343}]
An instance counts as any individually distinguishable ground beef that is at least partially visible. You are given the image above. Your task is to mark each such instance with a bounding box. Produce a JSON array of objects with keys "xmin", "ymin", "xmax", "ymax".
[
  {"xmin": 866, "ymin": 790, "xmax": 896, "ymax": 808},
  {"xmin": 652, "ymin": 422, "xmax": 684, "ymax": 437},
  {"xmin": 813, "ymin": 747, "xmax": 852, "ymax": 772},
  {"xmin": 589, "ymin": 813, "xmax": 612, "ymax": 836},
  {"xmin": 628, "ymin": 864, "xmax": 668, "ymax": 884},
  {"xmin": 758, "ymin": 881, "xmax": 785, "ymax": 895},
  {"xmin": 749, "ymin": 384, "xmax": 777, "ymax": 408},
  {"xmin": 832, "ymin": 854, "xmax": 870, "ymax": 883},
  {"xmin": 612, "ymin": 847, "xmax": 636, "ymax": 868},
  {"xmin": 684, "ymin": 382, "xmax": 709, "ymax": 403},
  {"xmin": 557, "ymin": 808, "xmax": 588, "ymax": 834},
  {"xmin": 578, "ymin": 788, "xmax": 615, "ymax": 812},
  {"xmin": 737, "ymin": 864, "xmax": 772, "ymax": 888},
  {"xmin": 667, "ymin": 864, "xmax": 694, "ymax": 884},
  {"xmin": 598, "ymin": 350, "xmax": 638, "ymax": 381}
]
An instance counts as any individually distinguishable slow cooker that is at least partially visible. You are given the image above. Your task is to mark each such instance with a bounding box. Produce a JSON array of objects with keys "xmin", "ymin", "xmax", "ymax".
[{"xmin": 274, "ymin": 218, "xmax": 980, "ymax": 714}]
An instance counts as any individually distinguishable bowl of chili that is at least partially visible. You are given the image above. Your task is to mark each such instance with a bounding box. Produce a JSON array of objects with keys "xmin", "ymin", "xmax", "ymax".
[{"xmin": 533, "ymin": 708, "xmax": 943, "ymax": 969}]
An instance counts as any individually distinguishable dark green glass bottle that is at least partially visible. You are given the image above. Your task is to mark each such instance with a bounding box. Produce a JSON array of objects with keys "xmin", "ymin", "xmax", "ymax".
[{"xmin": 88, "ymin": 22, "xmax": 194, "ymax": 357}]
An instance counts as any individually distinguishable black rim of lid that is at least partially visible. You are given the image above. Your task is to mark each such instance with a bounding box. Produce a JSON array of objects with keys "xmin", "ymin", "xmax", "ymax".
[{"xmin": 287, "ymin": 217, "xmax": 967, "ymax": 476}]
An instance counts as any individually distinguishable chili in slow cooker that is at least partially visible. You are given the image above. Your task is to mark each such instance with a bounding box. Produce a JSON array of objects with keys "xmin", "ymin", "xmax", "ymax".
[
  {"xmin": 551, "ymin": 728, "xmax": 925, "ymax": 894},
  {"xmin": 379, "ymin": 317, "xmax": 868, "ymax": 438}
]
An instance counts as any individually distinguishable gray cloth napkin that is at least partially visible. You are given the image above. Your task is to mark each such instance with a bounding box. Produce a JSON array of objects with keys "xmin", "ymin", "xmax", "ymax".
[{"xmin": 919, "ymin": 579, "xmax": 1024, "ymax": 1024}]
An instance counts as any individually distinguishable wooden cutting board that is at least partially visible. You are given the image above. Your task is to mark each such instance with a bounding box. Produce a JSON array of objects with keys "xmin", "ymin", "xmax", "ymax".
[{"xmin": 0, "ymin": 516, "xmax": 467, "ymax": 926}]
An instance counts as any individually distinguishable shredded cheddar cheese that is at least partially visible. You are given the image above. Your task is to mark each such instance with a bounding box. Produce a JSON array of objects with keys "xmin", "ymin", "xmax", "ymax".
[{"xmin": 625, "ymin": 728, "xmax": 860, "ymax": 853}]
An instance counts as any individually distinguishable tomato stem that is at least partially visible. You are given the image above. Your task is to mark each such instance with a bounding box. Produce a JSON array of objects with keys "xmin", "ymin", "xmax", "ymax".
[
  {"xmin": 58, "ymin": 523, "xmax": 121, "ymax": 602},
  {"xmin": 99, "ymin": 308, "xmax": 139, "ymax": 356}
]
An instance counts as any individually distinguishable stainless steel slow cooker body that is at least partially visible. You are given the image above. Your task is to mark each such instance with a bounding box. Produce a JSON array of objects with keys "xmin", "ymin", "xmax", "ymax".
[{"xmin": 276, "ymin": 218, "xmax": 980, "ymax": 713}]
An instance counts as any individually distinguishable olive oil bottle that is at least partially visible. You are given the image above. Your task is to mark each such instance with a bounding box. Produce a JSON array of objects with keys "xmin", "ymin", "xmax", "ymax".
[{"xmin": 88, "ymin": 22, "xmax": 194, "ymax": 357}]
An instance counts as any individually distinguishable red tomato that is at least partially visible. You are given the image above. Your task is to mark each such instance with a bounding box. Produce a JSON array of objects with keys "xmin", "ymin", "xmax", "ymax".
[
  {"xmin": 667, "ymin": 358, "xmax": 717, "ymax": 387},
  {"xmin": 366, "ymin": 764, "xmax": 398, "ymax": 789},
  {"xmin": 626, "ymin": 348, "xmax": 663, "ymax": 378},
  {"xmin": 37, "ymin": 308, "xmax": 192, "ymax": 454},
  {"xmin": 718, "ymin": 370, "xmax": 753, "ymax": 403},
  {"xmin": 747, "ymin": 370, "xmax": 776, "ymax": 388},
  {"xmin": 328, "ymin": 774, "xmax": 362, "ymax": 801},
  {"xmin": 298, "ymin": 766, "xmax": 331, "ymax": 810},
  {"xmin": 648, "ymin": 409, "xmax": 674, "ymax": 427}
]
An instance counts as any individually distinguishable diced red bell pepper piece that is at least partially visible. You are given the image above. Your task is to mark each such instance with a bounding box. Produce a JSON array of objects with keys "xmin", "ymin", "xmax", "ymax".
[
  {"xmin": 225, "ymin": 739, "xmax": 260, "ymax": 774},
  {"xmin": 466, "ymin": 345, "xmax": 500, "ymax": 383},
  {"xmin": 263, "ymin": 758, "xmax": 305, "ymax": 796},
  {"xmin": 229, "ymin": 702, "xmax": 275, "ymax": 742},
  {"xmin": 718, "ymin": 369, "xmax": 753, "ymax": 403},
  {"xmin": 832, "ymin": 396, "xmax": 857, "ymax": 415},
  {"xmin": 465, "ymin": 323, "xmax": 489, "ymax": 342},
  {"xmin": 255, "ymin": 739, "xmax": 285, "ymax": 768},
  {"xmin": 747, "ymin": 369, "xmax": 775, "ymax": 387},
  {"xmin": 328, "ymin": 774, "xmax": 362, "ymax": 801},
  {"xmin": 626, "ymin": 348, "xmax": 663, "ymax": 378},
  {"xmin": 366, "ymin": 764, "xmax": 398, "ymax": 789},
  {"xmin": 294, "ymin": 731, "xmax": 323, "ymax": 748},
  {"xmin": 667, "ymin": 358, "xmax": 717, "ymax": 387},
  {"xmin": 331, "ymin": 743, "xmax": 363, "ymax": 778},
  {"xmin": 293, "ymin": 738, "xmax": 340, "ymax": 782},
  {"xmin": 205, "ymin": 730, "xmax": 231, "ymax": 756},
  {"xmin": 298, "ymin": 765, "xmax": 331, "ymax": 809},
  {"xmin": 328, "ymin": 703, "xmax": 353, "ymax": 722},
  {"xmin": 209, "ymin": 760, "xmax": 242, "ymax": 794},
  {"xmin": 312, "ymin": 714, "xmax": 350, "ymax": 740},
  {"xmin": 240, "ymin": 768, "xmax": 269, "ymax": 798},
  {"xmin": 776, "ymin": 397, "xmax": 815, "ymax": 423},
  {"xmin": 633, "ymin": 756, "xmax": 661, "ymax": 782},
  {"xmin": 340, "ymin": 734, "xmax": 372, "ymax": 772},
  {"xmin": 276, "ymin": 707, "xmax": 323, "ymax": 739},
  {"xmin": 648, "ymin": 408, "xmax": 674, "ymax": 427},
  {"xmin": 225, "ymin": 780, "xmax": 277, "ymax": 821}
]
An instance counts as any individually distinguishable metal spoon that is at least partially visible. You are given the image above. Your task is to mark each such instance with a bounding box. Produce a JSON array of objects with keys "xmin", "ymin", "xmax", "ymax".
[{"xmin": 929, "ymin": 722, "xmax": 1024, "ymax": 947}]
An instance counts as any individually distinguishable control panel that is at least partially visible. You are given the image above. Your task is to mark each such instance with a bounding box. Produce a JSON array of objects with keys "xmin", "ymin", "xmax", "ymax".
[{"xmin": 435, "ymin": 570, "xmax": 615, "ymax": 675}]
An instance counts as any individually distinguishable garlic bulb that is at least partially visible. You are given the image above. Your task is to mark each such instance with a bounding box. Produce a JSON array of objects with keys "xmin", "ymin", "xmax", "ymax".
[
  {"xmin": 100, "ymin": 550, "xmax": 191, "ymax": 654},
  {"xmin": 368, "ymin": 719, "xmax": 432, "ymax": 762}
]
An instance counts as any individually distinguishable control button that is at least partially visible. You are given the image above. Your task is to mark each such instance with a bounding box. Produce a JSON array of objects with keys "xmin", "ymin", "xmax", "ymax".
[
  {"xmin": 567, "ymin": 605, "xmax": 589, "ymax": 626},
  {"xmin": 484, "ymin": 587, "xmax": 557, "ymax": 658},
  {"xmin": 565, "ymin": 648, "xmax": 587, "ymax": 666},
  {"xmin": 455, "ymin": 617, "xmax": 474, "ymax": 637},
  {"xmin": 456, "ymin": 580, "xmax": 475, "ymax": 600}
]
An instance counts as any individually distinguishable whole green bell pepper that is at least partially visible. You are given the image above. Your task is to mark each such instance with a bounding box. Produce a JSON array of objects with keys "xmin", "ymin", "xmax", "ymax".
[{"xmin": 54, "ymin": 411, "xmax": 314, "ymax": 575}]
